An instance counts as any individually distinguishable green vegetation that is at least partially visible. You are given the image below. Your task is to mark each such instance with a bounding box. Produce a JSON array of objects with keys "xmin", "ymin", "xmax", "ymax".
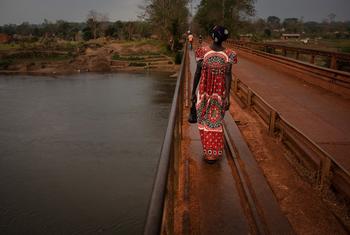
[
  {"xmin": 0, "ymin": 43, "xmax": 21, "ymax": 51},
  {"xmin": 5, "ymin": 52, "xmax": 72, "ymax": 63},
  {"xmin": 112, "ymin": 53, "xmax": 144, "ymax": 61},
  {"xmin": 0, "ymin": 59, "xmax": 13, "ymax": 69},
  {"xmin": 120, "ymin": 39, "xmax": 160, "ymax": 47},
  {"xmin": 128, "ymin": 62, "xmax": 147, "ymax": 67},
  {"xmin": 321, "ymin": 40, "xmax": 350, "ymax": 53},
  {"xmin": 175, "ymin": 51, "xmax": 183, "ymax": 65}
]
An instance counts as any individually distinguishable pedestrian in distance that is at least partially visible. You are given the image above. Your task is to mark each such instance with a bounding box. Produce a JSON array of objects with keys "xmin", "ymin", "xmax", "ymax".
[{"xmin": 188, "ymin": 33, "xmax": 194, "ymax": 50}]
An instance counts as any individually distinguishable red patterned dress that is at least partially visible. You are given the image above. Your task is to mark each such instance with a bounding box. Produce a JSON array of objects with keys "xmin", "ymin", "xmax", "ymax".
[{"xmin": 195, "ymin": 46, "xmax": 237, "ymax": 161}]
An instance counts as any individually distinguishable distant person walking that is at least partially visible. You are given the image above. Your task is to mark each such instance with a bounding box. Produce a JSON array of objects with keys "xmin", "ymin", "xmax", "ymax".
[
  {"xmin": 190, "ymin": 25, "xmax": 237, "ymax": 164},
  {"xmin": 199, "ymin": 34, "xmax": 203, "ymax": 45},
  {"xmin": 188, "ymin": 33, "xmax": 194, "ymax": 50}
]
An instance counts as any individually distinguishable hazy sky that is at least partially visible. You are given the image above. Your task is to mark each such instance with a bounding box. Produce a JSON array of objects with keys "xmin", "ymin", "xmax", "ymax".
[{"xmin": 0, "ymin": 0, "xmax": 349, "ymax": 25}]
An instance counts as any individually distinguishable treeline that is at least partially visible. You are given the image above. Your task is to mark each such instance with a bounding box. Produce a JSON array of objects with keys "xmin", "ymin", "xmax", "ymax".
[
  {"xmin": 2, "ymin": 0, "xmax": 349, "ymax": 44},
  {"xmin": 239, "ymin": 17, "xmax": 350, "ymax": 39},
  {"xmin": 0, "ymin": 0, "xmax": 190, "ymax": 48},
  {"xmin": 0, "ymin": 18, "xmax": 153, "ymax": 42},
  {"xmin": 0, "ymin": 20, "xmax": 83, "ymax": 40},
  {"xmin": 193, "ymin": 0, "xmax": 350, "ymax": 40}
]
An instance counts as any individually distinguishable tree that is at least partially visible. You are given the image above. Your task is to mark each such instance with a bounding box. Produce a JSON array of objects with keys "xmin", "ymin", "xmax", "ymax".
[
  {"xmin": 16, "ymin": 22, "xmax": 32, "ymax": 35},
  {"xmin": 283, "ymin": 18, "xmax": 300, "ymax": 33},
  {"xmin": 142, "ymin": 0, "xmax": 189, "ymax": 43},
  {"xmin": 82, "ymin": 26, "xmax": 93, "ymax": 41},
  {"xmin": 105, "ymin": 21, "xmax": 152, "ymax": 40},
  {"xmin": 86, "ymin": 10, "xmax": 109, "ymax": 39},
  {"xmin": 303, "ymin": 21, "xmax": 322, "ymax": 37},
  {"xmin": 2, "ymin": 24, "xmax": 17, "ymax": 35},
  {"xmin": 267, "ymin": 16, "xmax": 280, "ymax": 30},
  {"xmin": 194, "ymin": 0, "xmax": 256, "ymax": 37},
  {"xmin": 56, "ymin": 20, "xmax": 79, "ymax": 40},
  {"xmin": 264, "ymin": 28, "xmax": 271, "ymax": 37}
]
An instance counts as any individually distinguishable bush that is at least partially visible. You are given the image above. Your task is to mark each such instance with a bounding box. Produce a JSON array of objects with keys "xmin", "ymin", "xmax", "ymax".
[
  {"xmin": 341, "ymin": 46, "xmax": 350, "ymax": 53},
  {"xmin": 129, "ymin": 62, "xmax": 147, "ymax": 67},
  {"xmin": 112, "ymin": 54, "xmax": 144, "ymax": 61},
  {"xmin": 112, "ymin": 53, "xmax": 120, "ymax": 60},
  {"xmin": 0, "ymin": 59, "xmax": 13, "ymax": 69},
  {"xmin": 127, "ymin": 56, "xmax": 143, "ymax": 61}
]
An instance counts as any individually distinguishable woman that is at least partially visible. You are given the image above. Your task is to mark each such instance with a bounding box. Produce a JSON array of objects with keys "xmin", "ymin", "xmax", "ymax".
[{"xmin": 191, "ymin": 25, "xmax": 237, "ymax": 164}]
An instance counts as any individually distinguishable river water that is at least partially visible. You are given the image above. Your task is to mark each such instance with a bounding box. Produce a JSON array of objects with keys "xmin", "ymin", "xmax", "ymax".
[{"xmin": 0, "ymin": 73, "xmax": 176, "ymax": 234}]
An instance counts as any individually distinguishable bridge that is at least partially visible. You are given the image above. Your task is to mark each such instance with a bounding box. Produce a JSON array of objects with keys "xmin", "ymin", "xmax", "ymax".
[{"xmin": 144, "ymin": 40, "xmax": 350, "ymax": 234}]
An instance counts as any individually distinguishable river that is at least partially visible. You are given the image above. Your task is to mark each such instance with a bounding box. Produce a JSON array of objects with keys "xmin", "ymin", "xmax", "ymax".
[{"xmin": 0, "ymin": 73, "xmax": 176, "ymax": 234}]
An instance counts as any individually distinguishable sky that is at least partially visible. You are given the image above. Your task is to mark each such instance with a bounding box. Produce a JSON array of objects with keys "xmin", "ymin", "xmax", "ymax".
[{"xmin": 0, "ymin": 0, "xmax": 350, "ymax": 25}]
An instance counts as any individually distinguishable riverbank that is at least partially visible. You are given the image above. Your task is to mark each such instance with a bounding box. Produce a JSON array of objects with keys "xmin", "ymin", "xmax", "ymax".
[{"xmin": 0, "ymin": 39, "xmax": 180, "ymax": 75}]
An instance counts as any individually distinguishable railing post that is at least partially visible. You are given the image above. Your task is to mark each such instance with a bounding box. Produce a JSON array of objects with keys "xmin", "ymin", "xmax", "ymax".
[
  {"xmin": 247, "ymin": 89, "xmax": 253, "ymax": 108},
  {"xmin": 233, "ymin": 77, "xmax": 238, "ymax": 94},
  {"xmin": 310, "ymin": 55, "xmax": 315, "ymax": 64},
  {"xmin": 318, "ymin": 157, "xmax": 332, "ymax": 191},
  {"xmin": 282, "ymin": 48, "xmax": 287, "ymax": 56},
  {"xmin": 295, "ymin": 51, "xmax": 300, "ymax": 60},
  {"xmin": 330, "ymin": 55, "xmax": 337, "ymax": 70},
  {"xmin": 185, "ymin": 53, "xmax": 190, "ymax": 108},
  {"xmin": 264, "ymin": 45, "xmax": 268, "ymax": 53},
  {"xmin": 269, "ymin": 110, "xmax": 277, "ymax": 136}
]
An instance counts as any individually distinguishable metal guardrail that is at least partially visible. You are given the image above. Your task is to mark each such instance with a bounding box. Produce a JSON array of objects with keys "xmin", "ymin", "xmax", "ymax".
[
  {"xmin": 143, "ymin": 43, "xmax": 187, "ymax": 235},
  {"xmin": 232, "ymin": 77, "xmax": 350, "ymax": 199},
  {"xmin": 227, "ymin": 40, "xmax": 350, "ymax": 85},
  {"xmin": 227, "ymin": 39, "xmax": 350, "ymax": 71},
  {"xmin": 227, "ymin": 41, "xmax": 350, "ymax": 98}
]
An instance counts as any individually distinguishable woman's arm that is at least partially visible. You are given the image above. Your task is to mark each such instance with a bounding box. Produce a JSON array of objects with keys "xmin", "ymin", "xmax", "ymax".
[
  {"xmin": 225, "ymin": 64, "xmax": 233, "ymax": 110},
  {"xmin": 191, "ymin": 61, "xmax": 202, "ymax": 101}
]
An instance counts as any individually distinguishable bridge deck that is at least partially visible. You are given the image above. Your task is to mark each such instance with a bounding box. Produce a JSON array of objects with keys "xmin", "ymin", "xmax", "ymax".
[{"xmin": 232, "ymin": 48, "xmax": 350, "ymax": 172}]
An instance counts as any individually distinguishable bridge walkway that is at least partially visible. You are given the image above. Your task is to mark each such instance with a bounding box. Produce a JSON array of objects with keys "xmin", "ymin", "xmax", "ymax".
[
  {"xmin": 231, "ymin": 47, "xmax": 350, "ymax": 172},
  {"xmin": 173, "ymin": 50, "xmax": 293, "ymax": 234}
]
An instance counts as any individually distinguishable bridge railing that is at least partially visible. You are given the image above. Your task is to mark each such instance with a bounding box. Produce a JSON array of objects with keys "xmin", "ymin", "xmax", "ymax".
[
  {"xmin": 227, "ymin": 40, "xmax": 350, "ymax": 98},
  {"xmin": 143, "ymin": 43, "xmax": 188, "ymax": 235},
  {"xmin": 227, "ymin": 39, "xmax": 350, "ymax": 71},
  {"xmin": 232, "ymin": 77, "xmax": 350, "ymax": 201}
]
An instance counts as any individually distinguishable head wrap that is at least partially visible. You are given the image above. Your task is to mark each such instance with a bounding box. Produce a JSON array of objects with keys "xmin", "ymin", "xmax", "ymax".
[{"xmin": 210, "ymin": 25, "xmax": 229, "ymax": 43}]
